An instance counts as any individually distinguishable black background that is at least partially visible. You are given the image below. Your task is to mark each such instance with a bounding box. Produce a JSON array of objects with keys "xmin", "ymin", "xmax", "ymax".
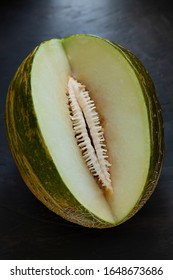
[{"xmin": 0, "ymin": 0, "xmax": 173, "ymax": 260}]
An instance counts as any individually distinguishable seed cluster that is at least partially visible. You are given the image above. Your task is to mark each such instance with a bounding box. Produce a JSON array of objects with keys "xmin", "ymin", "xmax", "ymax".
[{"xmin": 67, "ymin": 76, "xmax": 112, "ymax": 193}]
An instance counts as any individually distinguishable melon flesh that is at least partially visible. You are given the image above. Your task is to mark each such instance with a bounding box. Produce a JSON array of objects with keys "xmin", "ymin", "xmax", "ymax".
[{"xmin": 31, "ymin": 36, "xmax": 150, "ymax": 224}]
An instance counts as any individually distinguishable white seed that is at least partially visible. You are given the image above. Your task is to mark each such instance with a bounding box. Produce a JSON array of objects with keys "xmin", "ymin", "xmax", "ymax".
[{"xmin": 67, "ymin": 76, "xmax": 112, "ymax": 193}]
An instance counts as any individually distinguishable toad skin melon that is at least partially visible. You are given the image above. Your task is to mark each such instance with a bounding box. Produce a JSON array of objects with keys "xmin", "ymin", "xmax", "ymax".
[{"xmin": 6, "ymin": 34, "xmax": 164, "ymax": 228}]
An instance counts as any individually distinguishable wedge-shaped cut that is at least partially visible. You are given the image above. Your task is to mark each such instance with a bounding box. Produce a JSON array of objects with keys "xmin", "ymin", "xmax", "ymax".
[{"xmin": 6, "ymin": 34, "xmax": 163, "ymax": 228}]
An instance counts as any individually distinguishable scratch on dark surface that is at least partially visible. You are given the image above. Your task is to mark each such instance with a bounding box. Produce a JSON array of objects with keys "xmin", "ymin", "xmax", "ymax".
[{"xmin": 161, "ymin": 14, "xmax": 171, "ymax": 25}]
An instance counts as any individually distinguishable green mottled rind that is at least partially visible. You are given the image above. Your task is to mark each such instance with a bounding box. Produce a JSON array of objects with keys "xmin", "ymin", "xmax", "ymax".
[
  {"xmin": 111, "ymin": 42, "xmax": 164, "ymax": 224},
  {"xmin": 5, "ymin": 47, "xmax": 111, "ymax": 228},
  {"xmin": 6, "ymin": 35, "xmax": 164, "ymax": 228}
]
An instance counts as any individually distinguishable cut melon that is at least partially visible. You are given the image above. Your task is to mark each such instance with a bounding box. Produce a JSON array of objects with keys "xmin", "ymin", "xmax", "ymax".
[{"xmin": 6, "ymin": 34, "xmax": 163, "ymax": 228}]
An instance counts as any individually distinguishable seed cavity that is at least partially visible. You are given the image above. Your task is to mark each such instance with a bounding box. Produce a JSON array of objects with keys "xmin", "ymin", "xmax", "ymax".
[{"xmin": 67, "ymin": 76, "xmax": 112, "ymax": 193}]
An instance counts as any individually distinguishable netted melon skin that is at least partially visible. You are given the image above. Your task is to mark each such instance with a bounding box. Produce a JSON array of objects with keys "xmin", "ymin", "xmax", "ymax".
[{"xmin": 5, "ymin": 37, "xmax": 164, "ymax": 228}]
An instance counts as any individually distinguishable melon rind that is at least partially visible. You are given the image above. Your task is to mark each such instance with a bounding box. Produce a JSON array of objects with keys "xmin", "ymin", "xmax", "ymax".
[
  {"xmin": 5, "ymin": 47, "xmax": 113, "ymax": 228},
  {"xmin": 110, "ymin": 42, "xmax": 164, "ymax": 224},
  {"xmin": 5, "ymin": 35, "xmax": 164, "ymax": 228}
]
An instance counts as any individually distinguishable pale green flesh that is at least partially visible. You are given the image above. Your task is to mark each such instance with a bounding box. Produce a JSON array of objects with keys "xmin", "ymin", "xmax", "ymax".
[{"xmin": 31, "ymin": 35, "xmax": 150, "ymax": 224}]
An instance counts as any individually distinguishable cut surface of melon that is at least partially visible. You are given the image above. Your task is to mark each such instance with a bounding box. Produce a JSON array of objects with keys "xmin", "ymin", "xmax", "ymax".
[{"xmin": 31, "ymin": 35, "xmax": 150, "ymax": 224}]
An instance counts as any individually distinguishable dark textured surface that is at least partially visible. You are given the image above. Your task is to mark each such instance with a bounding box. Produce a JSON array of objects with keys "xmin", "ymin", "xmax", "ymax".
[{"xmin": 0, "ymin": 0, "xmax": 173, "ymax": 260}]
